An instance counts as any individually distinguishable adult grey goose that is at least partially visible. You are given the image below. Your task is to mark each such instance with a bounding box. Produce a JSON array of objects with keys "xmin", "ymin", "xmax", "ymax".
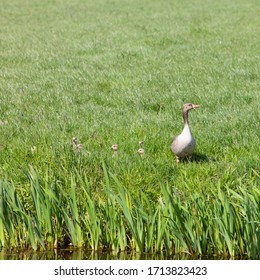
[{"xmin": 171, "ymin": 103, "xmax": 200, "ymax": 163}]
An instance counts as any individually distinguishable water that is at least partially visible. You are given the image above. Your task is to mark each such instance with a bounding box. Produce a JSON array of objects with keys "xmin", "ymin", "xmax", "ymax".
[{"xmin": 0, "ymin": 248, "xmax": 247, "ymax": 260}]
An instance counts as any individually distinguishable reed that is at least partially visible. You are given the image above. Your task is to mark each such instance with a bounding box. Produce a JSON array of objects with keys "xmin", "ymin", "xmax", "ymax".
[
  {"xmin": 161, "ymin": 183, "xmax": 260, "ymax": 257},
  {"xmin": 1, "ymin": 167, "xmax": 259, "ymax": 258}
]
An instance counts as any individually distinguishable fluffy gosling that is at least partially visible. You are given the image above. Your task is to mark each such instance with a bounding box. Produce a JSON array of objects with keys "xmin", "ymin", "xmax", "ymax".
[
  {"xmin": 111, "ymin": 144, "xmax": 118, "ymax": 157},
  {"xmin": 72, "ymin": 137, "xmax": 83, "ymax": 151}
]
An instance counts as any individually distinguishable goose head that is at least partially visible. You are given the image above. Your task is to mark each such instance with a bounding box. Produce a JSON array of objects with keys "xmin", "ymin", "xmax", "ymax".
[
  {"xmin": 137, "ymin": 148, "xmax": 145, "ymax": 156},
  {"xmin": 72, "ymin": 137, "xmax": 79, "ymax": 145},
  {"xmin": 183, "ymin": 103, "xmax": 200, "ymax": 113},
  {"xmin": 111, "ymin": 144, "xmax": 118, "ymax": 152},
  {"xmin": 138, "ymin": 141, "xmax": 144, "ymax": 147},
  {"xmin": 182, "ymin": 103, "xmax": 200, "ymax": 124}
]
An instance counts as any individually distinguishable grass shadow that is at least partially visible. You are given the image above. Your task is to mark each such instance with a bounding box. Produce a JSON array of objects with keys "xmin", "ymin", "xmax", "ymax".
[{"xmin": 191, "ymin": 153, "xmax": 216, "ymax": 163}]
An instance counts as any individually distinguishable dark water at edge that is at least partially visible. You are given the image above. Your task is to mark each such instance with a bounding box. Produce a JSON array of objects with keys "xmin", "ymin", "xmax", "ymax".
[{"xmin": 0, "ymin": 248, "xmax": 253, "ymax": 260}]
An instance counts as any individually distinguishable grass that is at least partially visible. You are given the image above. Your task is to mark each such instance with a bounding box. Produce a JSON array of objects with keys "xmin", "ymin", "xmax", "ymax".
[{"xmin": 0, "ymin": 0, "xmax": 259, "ymax": 258}]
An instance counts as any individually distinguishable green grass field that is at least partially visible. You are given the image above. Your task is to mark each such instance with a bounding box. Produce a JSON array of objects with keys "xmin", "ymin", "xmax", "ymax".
[{"xmin": 0, "ymin": 0, "xmax": 259, "ymax": 258}]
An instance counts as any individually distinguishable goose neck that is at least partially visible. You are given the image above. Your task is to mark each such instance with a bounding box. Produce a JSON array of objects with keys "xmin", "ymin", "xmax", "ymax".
[{"xmin": 182, "ymin": 110, "xmax": 189, "ymax": 126}]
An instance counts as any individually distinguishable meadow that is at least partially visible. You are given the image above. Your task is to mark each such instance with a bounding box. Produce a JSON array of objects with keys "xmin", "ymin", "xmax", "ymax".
[{"xmin": 0, "ymin": 0, "xmax": 259, "ymax": 258}]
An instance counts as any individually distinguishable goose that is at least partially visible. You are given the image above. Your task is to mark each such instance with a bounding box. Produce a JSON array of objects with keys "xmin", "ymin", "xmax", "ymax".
[
  {"xmin": 171, "ymin": 103, "xmax": 200, "ymax": 163},
  {"xmin": 111, "ymin": 144, "xmax": 118, "ymax": 157},
  {"xmin": 137, "ymin": 141, "xmax": 145, "ymax": 156},
  {"xmin": 72, "ymin": 137, "xmax": 83, "ymax": 151}
]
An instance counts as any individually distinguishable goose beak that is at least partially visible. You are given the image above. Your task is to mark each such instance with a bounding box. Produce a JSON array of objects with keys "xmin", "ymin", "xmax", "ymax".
[{"xmin": 192, "ymin": 104, "xmax": 200, "ymax": 109}]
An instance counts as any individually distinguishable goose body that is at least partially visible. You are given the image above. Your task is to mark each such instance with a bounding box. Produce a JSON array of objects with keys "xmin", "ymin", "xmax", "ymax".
[
  {"xmin": 171, "ymin": 124, "xmax": 195, "ymax": 157},
  {"xmin": 171, "ymin": 103, "xmax": 200, "ymax": 163}
]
